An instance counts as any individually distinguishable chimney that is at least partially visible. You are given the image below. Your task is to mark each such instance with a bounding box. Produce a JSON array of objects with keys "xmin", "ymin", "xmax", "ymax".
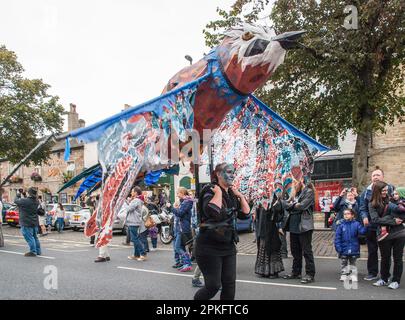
[
  {"xmin": 79, "ymin": 119, "xmax": 86, "ymax": 128},
  {"xmin": 68, "ymin": 103, "xmax": 80, "ymax": 131}
]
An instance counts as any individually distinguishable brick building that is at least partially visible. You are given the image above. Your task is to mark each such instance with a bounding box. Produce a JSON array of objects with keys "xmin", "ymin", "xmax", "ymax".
[{"xmin": 0, "ymin": 104, "xmax": 86, "ymax": 204}]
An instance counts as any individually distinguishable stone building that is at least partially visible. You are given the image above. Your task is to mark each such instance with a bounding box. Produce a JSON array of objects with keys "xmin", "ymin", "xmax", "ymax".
[
  {"xmin": 369, "ymin": 116, "xmax": 405, "ymax": 187},
  {"xmin": 0, "ymin": 104, "xmax": 86, "ymax": 203}
]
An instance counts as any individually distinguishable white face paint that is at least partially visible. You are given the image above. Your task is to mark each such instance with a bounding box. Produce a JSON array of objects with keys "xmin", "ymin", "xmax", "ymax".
[{"xmin": 220, "ymin": 164, "xmax": 236, "ymax": 187}]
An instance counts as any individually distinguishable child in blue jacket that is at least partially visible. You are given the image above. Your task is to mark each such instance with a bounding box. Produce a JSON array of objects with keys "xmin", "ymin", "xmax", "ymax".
[{"xmin": 334, "ymin": 209, "xmax": 367, "ymax": 281}]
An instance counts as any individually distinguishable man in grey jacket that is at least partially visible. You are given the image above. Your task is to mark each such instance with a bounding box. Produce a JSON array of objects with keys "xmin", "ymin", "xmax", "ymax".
[{"xmin": 15, "ymin": 187, "xmax": 41, "ymax": 257}]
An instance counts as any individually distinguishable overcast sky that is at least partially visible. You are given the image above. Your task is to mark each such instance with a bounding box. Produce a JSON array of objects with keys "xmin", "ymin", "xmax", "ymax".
[{"xmin": 1, "ymin": 0, "xmax": 241, "ymax": 129}]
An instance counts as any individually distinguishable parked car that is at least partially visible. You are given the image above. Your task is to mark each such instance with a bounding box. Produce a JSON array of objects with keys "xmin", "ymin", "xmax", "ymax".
[
  {"xmin": 69, "ymin": 207, "xmax": 91, "ymax": 231},
  {"xmin": 5, "ymin": 206, "xmax": 19, "ymax": 227},
  {"xmin": 46, "ymin": 203, "xmax": 83, "ymax": 229},
  {"xmin": 2, "ymin": 202, "xmax": 13, "ymax": 223},
  {"xmin": 113, "ymin": 216, "xmax": 126, "ymax": 234},
  {"xmin": 69, "ymin": 208, "xmax": 126, "ymax": 234}
]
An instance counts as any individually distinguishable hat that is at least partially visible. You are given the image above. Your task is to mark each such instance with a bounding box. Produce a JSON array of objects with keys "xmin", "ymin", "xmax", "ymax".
[
  {"xmin": 397, "ymin": 187, "xmax": 405, "ymax": 200},
  {"xmin": 27, "ymin": 187, "xmax": 38, "ymax": 197}
]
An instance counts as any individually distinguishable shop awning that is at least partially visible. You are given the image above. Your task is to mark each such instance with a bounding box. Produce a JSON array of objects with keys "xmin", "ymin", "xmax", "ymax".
[{"xmin": 57, "ymin": 164, "xmax": 101, "ymax": 193}]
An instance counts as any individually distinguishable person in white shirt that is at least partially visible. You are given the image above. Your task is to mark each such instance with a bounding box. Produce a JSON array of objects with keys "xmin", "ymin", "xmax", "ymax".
[
  {"xmin": 55, "ymin": 203, "xmax": 65, "ymax": 233},
  {"xmin": 321, "ymin": 191, "xmax": 332, "ymax": 228},
  {"xmin": 38, "ymin": 196, "xmax": 48, "ymax": 236}
]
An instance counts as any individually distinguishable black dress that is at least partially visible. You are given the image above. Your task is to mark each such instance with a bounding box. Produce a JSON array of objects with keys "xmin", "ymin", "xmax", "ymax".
[{"xmin": 255, "ymin": 197, "xmax": 285, "ymax": 277}]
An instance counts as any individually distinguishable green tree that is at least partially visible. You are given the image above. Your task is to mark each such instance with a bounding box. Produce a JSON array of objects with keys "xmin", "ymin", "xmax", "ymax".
[
  {"xmin": 0, "ymin": 45, "xmax": 65, "ymax": 165},
  {"xmin": 204, "ymin": 0, "xmax": 405, "ymax": 188}
]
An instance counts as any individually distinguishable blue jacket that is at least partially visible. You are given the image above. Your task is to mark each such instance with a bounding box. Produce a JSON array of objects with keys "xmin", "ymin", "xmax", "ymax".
[
  {"xmin": 334, "ymin": 219, "xmax": 367, "ymax": 257},
  {"xmin": 359, "ymin": 184, "xmax": 395, "ymax": 230},
  {"xmin": 332, "ymin": 196, "xmax": 360, "ymax": 231},
  {"xmin": 172, "ymin": 197, "xmax": 193, "ymax": 234}
]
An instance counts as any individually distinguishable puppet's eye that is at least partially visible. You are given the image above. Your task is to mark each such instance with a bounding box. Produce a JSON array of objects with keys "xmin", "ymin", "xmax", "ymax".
[{"xmin": 242, "ymin": 32, "xmax": 254, "ymax": 41}]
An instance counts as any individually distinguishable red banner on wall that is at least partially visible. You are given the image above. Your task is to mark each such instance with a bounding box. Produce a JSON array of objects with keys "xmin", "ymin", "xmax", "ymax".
[{"xmin": 314, "ymin": 180, "xmax": 344, "ymax": 212}]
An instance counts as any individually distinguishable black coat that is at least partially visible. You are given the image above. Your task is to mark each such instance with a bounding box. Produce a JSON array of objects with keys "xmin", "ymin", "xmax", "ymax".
[
  {"xmin": 256, "ymin": 198, "xmax": 284, "ymax": 255},
  {"xmin": 282, "ymin": 186, "xmax": 315, "ymax": 234},
  {"xmin": 15, "ymin": 196, "xmax": 39, "ymax": 228}
]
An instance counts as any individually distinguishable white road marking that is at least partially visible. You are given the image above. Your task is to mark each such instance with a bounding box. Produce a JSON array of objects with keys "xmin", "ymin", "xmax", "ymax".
[
  {"xmin": 0, "ymin": 250, "xmax": 55, "ymax": 260},
  {"xmin": 117, "ymin": 266, "xmax": 337, "ymax": 291},
  {"xmin": 4, "ymin": 234, "xmax": 127, "ymax": 248},
  {"xmin": 46, "ymin": 248, "xmax": 89, "ymax": 253}
]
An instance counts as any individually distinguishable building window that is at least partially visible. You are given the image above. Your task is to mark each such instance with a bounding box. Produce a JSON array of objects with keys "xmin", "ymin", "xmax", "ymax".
[
  {"xmin": 313, "ymin": 158, "xmax": 353, "ymax": 180},
  {"xmin": 34, "ymin": 166, "xmax": 42, "ymax": 176},
  {"xmin": 67, "ymin": 161, "xmax": 76, "ymax": 175}
]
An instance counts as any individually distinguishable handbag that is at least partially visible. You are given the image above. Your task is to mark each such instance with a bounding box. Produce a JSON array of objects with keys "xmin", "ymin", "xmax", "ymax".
[
  {"xmin": 299, "ymin": 209, "xmax": 314, "ymax": 233},
  {"xmin": 37, "ymin": 204, "xmax": 46, "ymax": 216},
  {"xmin": 144, "ymin": 215, "xmax": 156, "ymax": 229}
]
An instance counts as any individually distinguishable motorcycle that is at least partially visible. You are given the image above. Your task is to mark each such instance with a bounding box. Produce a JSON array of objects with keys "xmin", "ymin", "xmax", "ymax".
[{"xmin": 151, "ymin": 207, "xmax": 174, "ymax": 245}]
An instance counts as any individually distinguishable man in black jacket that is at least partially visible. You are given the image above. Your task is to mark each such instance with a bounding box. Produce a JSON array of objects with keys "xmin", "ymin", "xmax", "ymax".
[{"xmin": 15, "ymin": 187, "xmax": 42, "ymax": 257}]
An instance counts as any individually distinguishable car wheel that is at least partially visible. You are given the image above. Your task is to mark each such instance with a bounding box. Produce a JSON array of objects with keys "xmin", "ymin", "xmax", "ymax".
[
  {"xmin": 248, "ymin": 221, "xmax": 254, "ymax": 233},
  {"xmin": 72, "ymin": 227, "xmax": 79, "ymax": 232},
  {"xmin": 121, "ymin": 227, "xmax": 127, "ymax": 235}
]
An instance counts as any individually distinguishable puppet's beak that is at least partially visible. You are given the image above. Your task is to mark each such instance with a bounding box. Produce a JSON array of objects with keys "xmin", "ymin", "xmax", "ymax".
[{"xmin": 273, "ymin": 30, "xmax": 306, "ymax": 50}]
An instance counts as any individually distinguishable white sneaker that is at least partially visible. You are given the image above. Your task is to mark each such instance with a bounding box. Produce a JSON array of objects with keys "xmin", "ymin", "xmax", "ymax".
[
  {"xmin": 388, "ymin": 282, "xmax": 399, "ymax": 290},
  {"xmin": 340, "ymin": 274, "xmax": 347, "ymax": 281},
  {"xmin": 373, "ymin": 279, "xmax": 388, "ymax": 287},
  {"xmin": 350, "ymin": 274, "xmax": 358, "ymax": 282}
]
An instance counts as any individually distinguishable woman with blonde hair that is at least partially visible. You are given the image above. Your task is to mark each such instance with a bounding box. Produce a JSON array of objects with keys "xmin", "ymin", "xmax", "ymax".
[
  {"xmin": 172, "ymin": 187, "xmax": 194, "ymax": 272},
  {"xmin": 282, "ymin": 177, "xmax": 316, "ymax": 284}
]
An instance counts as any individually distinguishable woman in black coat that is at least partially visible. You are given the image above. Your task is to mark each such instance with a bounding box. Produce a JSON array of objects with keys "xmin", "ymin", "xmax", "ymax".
[{"xmin": 254, "ymin": 193, "xmax": 285, "ymax": 279}]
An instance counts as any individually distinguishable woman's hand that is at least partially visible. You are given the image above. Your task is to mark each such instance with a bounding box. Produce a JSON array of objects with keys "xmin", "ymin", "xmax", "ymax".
[
  {"xmin": 212, "ymin": 185, "xmax": 222, "ymax": 195},
  {"xmin": 230, "ymin": 187, "xmax": 243, "ymax": 198},
  {"xmin": 395, "ymin": 218, "xmax": 403, "ymax": 225},
  {"xmin": 278, "ymin": 229, "xmax": 284, "ymax": 236}
]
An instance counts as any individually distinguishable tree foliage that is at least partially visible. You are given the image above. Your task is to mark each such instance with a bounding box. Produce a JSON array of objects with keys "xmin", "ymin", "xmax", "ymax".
[
  {"xmin": 0, "ymin": 45, "xmax": 65, "ymax": 165},
  {"xmin": 204, "ymin": 0, "xmax": 405, "ymax": 186}
]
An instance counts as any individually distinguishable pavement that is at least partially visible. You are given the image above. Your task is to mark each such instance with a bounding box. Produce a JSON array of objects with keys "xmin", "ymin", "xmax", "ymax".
[{"xmin": 1, "ymin": 224, "xmax": 405, "ymax": 300}]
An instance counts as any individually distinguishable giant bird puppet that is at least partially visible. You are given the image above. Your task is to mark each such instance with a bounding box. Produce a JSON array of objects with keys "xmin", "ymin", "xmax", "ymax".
[{"xmin": 58, "ymin": 24, "xmax": 328, "ymax": 248}]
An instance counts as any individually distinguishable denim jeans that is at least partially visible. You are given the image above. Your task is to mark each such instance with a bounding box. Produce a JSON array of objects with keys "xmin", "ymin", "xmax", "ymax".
[
  {"xmin": 151, "ymin": 237, "xmax": 158, "ymax": 249},
  {"xmin": 174, "ymin": 232, "xmax": 191, "ymax": 267},
  {"xmin": 173, "ymin": 233, "xmax": 180, "ymax": 264},
  {"xmin": 128, "ymin": 226, "xmax": 145, "ymax": 257},
  {"xmin": 140, "ymin": 230, "xmax": 149, "ymax": 252},
  {"xmin": 21, "ymin": 226, "xmax": 41, "ymax": 255},
  {"xmin": 56, "ymin": 218, "xmax": 64, "ymax": 232}
]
